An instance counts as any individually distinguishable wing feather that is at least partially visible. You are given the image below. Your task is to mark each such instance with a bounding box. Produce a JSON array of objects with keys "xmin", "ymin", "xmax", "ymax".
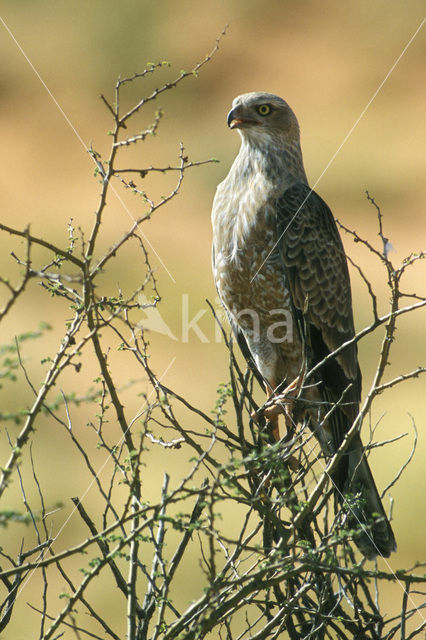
[{"xmin": 276, "ymin": 182, "xmax": 361, "ymax": 447}]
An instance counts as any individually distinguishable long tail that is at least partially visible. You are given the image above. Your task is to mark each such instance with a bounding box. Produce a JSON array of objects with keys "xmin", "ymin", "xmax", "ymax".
[{"xmin": 343, "ymin": 436, "xmax": 397, "ymax": 559}]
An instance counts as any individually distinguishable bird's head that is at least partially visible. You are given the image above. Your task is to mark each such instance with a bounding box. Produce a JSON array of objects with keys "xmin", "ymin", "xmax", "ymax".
[{"xmin": 227, "ymin": 92, "xmax": 300, "ymax": 146}]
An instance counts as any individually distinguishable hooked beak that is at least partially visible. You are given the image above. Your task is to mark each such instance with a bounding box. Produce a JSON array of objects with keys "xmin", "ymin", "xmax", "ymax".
[{"xmin": 227, "ymin": 107, "xmax": 258, "ymax": 129}]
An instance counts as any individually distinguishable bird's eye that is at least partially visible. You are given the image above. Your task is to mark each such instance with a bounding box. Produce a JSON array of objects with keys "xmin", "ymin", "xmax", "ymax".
[{"xmin": 257, "ymin": 104, "xmax": 272, "ymax": 116}]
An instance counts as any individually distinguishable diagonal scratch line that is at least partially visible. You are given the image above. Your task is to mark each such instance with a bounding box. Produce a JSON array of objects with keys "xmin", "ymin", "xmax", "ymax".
[
  {"xmin": 7, "ymin": 356, "xmax": 176, "ymax": 612},
  {"xmin": 0, "ymin": 14, "xmax": 176, "ymax": 283},
  {"xmin": 261, "ymin": 375, "xmax": 424, "ymax": 622},
  {"xmin": 0, "ymin": 16, "xmax": 87, "ymax": 147},
  {"xmin": 251, "ymin": 17, "xmax": 425, "ymax": 283},
  {"xmin": 300, "ymin": 423, "xmax": 424, "ymax": 620}
]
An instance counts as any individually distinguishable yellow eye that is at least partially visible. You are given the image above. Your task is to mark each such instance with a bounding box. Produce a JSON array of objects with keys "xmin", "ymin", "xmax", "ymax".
[{"xmin": 257, "ymin": 104, "xmax": 271, "ymax": 116}]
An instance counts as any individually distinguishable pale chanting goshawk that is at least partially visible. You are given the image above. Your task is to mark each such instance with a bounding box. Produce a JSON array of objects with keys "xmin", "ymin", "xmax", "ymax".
[{"xmin": 211, "ymin": 92, "xmax": 396, "ymax": 559}]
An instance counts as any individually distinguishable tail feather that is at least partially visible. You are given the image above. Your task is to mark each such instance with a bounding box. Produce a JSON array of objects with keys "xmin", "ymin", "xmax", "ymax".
[
  {"xmin": 318, "ymin": 393, "xmax": 397, "ymax": 560},
  {"xmin": 344, "ymin": 438, "xmax": 397, "ymax": 559}
]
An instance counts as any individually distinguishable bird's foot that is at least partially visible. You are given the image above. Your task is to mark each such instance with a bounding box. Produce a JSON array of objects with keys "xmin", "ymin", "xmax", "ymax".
[
  {"xmin": 263, "ymin": 375, "xmax": 303, "ymax": 435},
  {"xmin": 251, "ymin": 398, "xmax": 294, "ymax": 438},
  {"xmin": 263, "ymin": 396, "xmax": 294, "ymax": 436}
]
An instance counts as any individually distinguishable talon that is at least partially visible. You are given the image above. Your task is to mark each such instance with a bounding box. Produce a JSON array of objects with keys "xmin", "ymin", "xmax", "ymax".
[
  {"xmin": 263, "ymin": 374, "xmax": 304, "ymax": 438},
  {"xmin": 250, "ymin": 409, "xmax": 260, "ymax": 424},
  {"xmin": 254, "ymin": 375, "xmax": 303, "ymax": 444},
  {"xmin": 263, "ymin": 404, "xmax": 283, "ymax": 419}
]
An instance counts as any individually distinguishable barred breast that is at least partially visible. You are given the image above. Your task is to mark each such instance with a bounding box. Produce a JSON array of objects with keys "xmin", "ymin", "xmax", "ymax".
[{"xmin": 212, "ymin": 184, "xmax": 302, "ymax": 386}]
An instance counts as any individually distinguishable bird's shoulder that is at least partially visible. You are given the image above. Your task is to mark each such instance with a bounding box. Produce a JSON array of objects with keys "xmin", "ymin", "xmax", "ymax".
[{"xmin": 277, "ymin": 182, "xmax": 342, "ymax": 244}]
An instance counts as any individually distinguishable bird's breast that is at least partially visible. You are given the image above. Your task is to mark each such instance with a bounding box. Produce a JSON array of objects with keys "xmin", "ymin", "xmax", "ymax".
[
  {"xmin": 213, "ymin": 195, "xmax": 287, "ymax": 320},
  {"xmin": 211, "ymin": 149, "xmax": 294, "ymax": 335},
  {"xmin": 212, "ymin": 167, "xmax": 273, "ymax": 257}
]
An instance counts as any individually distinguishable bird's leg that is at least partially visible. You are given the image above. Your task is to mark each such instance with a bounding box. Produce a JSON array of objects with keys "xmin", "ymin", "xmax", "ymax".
[
  {"xmin": 250, "ymin": 377, "xmax": 297, "ymax": 441},
  {"xmin": 263, "ymin": 375, "xmax": 303, "ymax": 439},
  {"xmin": 265, "ymin": 384, "xmax": 280, "ymax": 443},
  {"xmin": 250, "ymin": 378, "xmax": 301, "ymax": 484},
  {"xmin": 250, "ymin": 379, "xmax": 281, "ymax": 442},
  {"xmin": 264, "ymin": 380, "xmax": 301, "ymax": 475}
]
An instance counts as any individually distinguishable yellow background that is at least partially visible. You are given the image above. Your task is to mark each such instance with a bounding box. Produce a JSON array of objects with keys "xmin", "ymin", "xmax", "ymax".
[{"xmin": 0, "ymin": 1, "xmax": 425, "ymax": 637}]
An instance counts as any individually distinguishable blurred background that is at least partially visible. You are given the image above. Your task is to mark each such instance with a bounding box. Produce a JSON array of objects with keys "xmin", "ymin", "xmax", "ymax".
[{"xmin": 0, "ymin": 1, "xmax": 425, "ymax": 637}]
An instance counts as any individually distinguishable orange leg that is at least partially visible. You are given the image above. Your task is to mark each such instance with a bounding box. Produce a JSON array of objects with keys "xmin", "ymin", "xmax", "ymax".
[
  {"xmin": 251, "ymin": 374, "xmax": 304, "ymax": 443},
  {"xmin": 264, "ymin": 379, "xmax": 301, "ymax": 473},
  {"xmin": 265, "ymin": 384, "xmax": 281, "ymax": 442},
  {"xmin": 250, "ymin": 378, "xmax": 301, "ymax": 478},
  {"xmin": 250, "ymin": 379, "xmax": 281, "ymax": 441},
  {"xmin": 263, "ymin": 375, "xmax": 304, "ymax": 438}
]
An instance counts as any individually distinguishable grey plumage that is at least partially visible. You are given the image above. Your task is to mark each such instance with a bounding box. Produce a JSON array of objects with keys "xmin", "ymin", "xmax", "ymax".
[{"xmin": 212, "ymin": 92, "xmax": 396, "ymax": 559}]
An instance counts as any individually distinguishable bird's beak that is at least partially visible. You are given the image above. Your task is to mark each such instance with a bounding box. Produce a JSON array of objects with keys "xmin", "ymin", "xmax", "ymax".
[{"xmin": 227, "ymin": 107, "xmax": 257, "ymax": 129}]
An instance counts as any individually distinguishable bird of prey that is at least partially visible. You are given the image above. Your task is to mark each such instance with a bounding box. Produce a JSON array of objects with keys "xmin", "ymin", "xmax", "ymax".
[{"xmin": 211, "ymin": 92, "xmax": 396, "ymax": 559}]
